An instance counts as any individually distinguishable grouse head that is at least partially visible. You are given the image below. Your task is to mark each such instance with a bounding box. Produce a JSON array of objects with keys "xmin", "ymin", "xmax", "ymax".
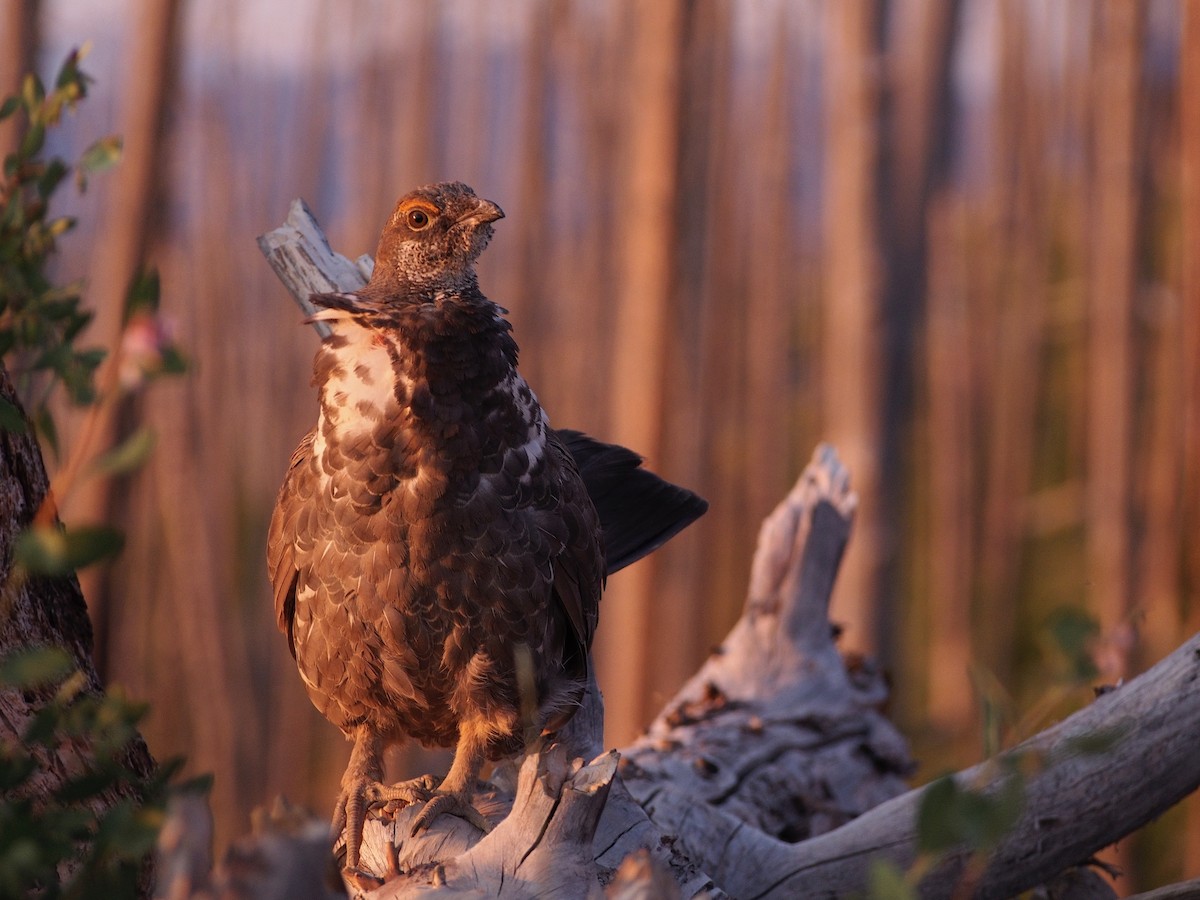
[{"xmin": 369, "ymin": 181, "xmax": 504, "ymax": 294}]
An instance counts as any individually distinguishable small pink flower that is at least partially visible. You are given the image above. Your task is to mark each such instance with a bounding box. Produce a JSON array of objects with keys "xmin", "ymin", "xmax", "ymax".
[{"xmin": 118, "ymin": 312, "xmax": 177, "ymax": 390}]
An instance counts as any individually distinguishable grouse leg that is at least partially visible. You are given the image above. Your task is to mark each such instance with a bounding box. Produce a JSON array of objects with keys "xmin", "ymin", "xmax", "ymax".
[
  {"xmin": 410, "ymin": 716, "xmax": 495, "ymax": 835},
  {"xmin": 333, "ymin": 726, "xmax": 435, "ymax": 872}
]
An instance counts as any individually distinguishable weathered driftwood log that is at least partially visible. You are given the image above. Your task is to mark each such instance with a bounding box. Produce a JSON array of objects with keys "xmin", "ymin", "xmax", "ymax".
[
  {"xmin": 617, "ymin": 625, "xmax": 1200, "ymax": 899},
  {"xmin": 238, "ymin": 200, "xmax": 1200, "ymax": 899}
]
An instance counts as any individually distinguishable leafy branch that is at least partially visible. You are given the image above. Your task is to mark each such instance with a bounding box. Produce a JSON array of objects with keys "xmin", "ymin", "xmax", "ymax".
[
  {"xmin": 0, "ymin": 648, "xmax": 207, "ymax": 899},
  {"xmin": 0, "ymin": 46, "xmax": 185, "ymax": 579},
  {"xmin": 0, "ymin": 45, "xmax": 118, "ymax": 433},
  {"xmin": 0, "ymin": 49, "xmax": 197, "ymax": 896},
  {"xmin": 868, "ymin": 608, "xmax": 1125, "ymax": 899}
]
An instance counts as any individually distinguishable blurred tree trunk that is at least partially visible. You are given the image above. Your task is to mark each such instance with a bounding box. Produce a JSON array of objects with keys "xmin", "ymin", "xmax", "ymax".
[
  {"xmin": 1180, "ymin": 0, "xmax": 1200, "ymax": 876},
  {"xmin": 545, "ymin": 0, "xmax": 620, "ymax": 430},
  {"xmin": 1087, "ymin": 3, "xmax": 1144, "ymax": 886},
  {"xmin": 651, "ymin": 0, "xmax": 731, "ymax": 734},
  {"xmin": 824, "ymin": 0, "xmax": 958, "ymax": 662},
  {"xmin": 882, "ymin": 0, "xmax": 963, "ymax": 716},
  {"xmin": 70, "ymin": 0, "xmax": 183, "ymax": 668},
  {"xmin": 974, "ymin": 1, "xmax": 1053, "ymax": 701},
  {"xmin": 882, "ymin": 0, "xmax": 960, "ymax": 680},
  {"xmin": 822, "ymin": 0, "xmax": 884, "ymax": 655},
  {"xmin": 0, "ymin": 0, "xmax": 37, "ymax": 159},
  {"xmin": 924, "ymin": 191, "xmax": 975, "ymax": 733},
  {"xmin": 508, "ymin": 0, "xmax": 560, "ymax": 396},
  {"xmin": 743, "ymin": 17, "xmax": 797, "ymax": 538},
  {"xmin": 688, "ymin": 1, "xmax": 750, "ymax": 681},
  {"xmin": 1130, "ymin": 0, "xmax": 1186, "ymax": 844},
  {"xmin": 598, "ymin": 0, "xmax": 686, "ymax": 745},
  {"xmin": 1085, "ymin": 1, "xmax": 1143, "ymax": 672}
]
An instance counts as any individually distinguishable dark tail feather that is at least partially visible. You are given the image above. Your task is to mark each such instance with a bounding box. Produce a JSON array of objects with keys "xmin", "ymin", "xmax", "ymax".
[{"xmin": 559, "ymin": 429, "xmax": 708, "ymax": 575}]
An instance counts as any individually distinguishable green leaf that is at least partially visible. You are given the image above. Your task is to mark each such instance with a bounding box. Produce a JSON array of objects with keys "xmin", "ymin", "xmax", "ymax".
[
  {"xmin": 0, "ymin": 753, "xmax": 38, "ymax": 791},
  {"xmin": 15, "ymin": 527, "xmax": 71, "ymax": 576},
  {"xmin": 76, "ymin": 135, "xmax": 122, "ymax": 192},
  {"xmin": 43, "ymin": 216, "xmax": 73, "ymax": 243},
  {"xmin": 916, "ymin": 775, "xmax": 961, "ymax": 853},
  {"xmin": 123, "ymin": 268, "xmax": 160, "ymax": 318},
  {"xmin": 916, "ymin": 770, "xmax": 1025, "ymax": 856},
  {"xmin": 158, "ymin": 346, "xmax": 188, "ymax": 376},
  {"xmin": 0, "ymin": 395, "xmax": 27, "ymax": 434},
  {"xmin": 20, "ymin": 73, "xmax": 44, "ymax": 112},
  {"xmin": 1061, "ymin": 724, "xmax": 1129, "ymax": 758},
  {"xmin": 89, "ymin": 427, "xmax": 156, "ymax": 476},
  {"xmin": 15, "ymin": 524, "xmax": 125, "ymax": 576},
  {"xmin": 76, "ymin": 347, "xmax": 106, "ymax": 369},
  {"xmin": 36, "ymin": 159, "xmax": 68, "ymax": 199},
  {"xmin": 55, "ymin": 47, "xmax": 85, "ymax": 91},
  {"xmin": 867, "ymin": 860, "xmax": 917, "ymax": 900},
  {"xmin": 35, "ymin": 404, "xmax": 59, "ymax": 457},
  {"xmin": 54, "ymin": 771, "xmax": 117, "ymax": 805},
  {"xmin": 64, "ymin": 525, "xmax": 126, "ymax": 569},
  {"xmin": 1044, "ymin": 607, "xmax": 1100, "ymax": 682},
  {"xmin": 18, "ymin": 121, "xmax": 44, "ymax": 160},
  {"xmin": 0, "ymin": 96, "xmax": 18, "ymax": 120},
  {"xmin": 93, "ymin": 800, "xmax": 164, "ymax": 861},
  {"xmin": 32, "ymin": 342, "xmax": 69, "ymax": 371},
  {"xmin": 975, "ymin": 769, "xmax": 1024, "ymax": 849},
  {"xmin": 970, "ymin": 664, "xmax": 1009, "ymax": 759},
  {"xmin": 175, "ymin": 772, "xmax": 214, "ymax": 796},
  {"xmin": 0, "ymin": 647, "xmax": 74, "ymax": 689}
]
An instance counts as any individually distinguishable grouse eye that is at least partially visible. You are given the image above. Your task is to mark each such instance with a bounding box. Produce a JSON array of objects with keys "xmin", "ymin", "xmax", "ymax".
[{"xmin": 406, "ymin": 208, "xmax": 431, "ymax": 230}]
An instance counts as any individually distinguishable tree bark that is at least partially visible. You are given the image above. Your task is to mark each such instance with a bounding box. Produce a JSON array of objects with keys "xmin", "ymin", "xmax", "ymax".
[
  {"xmin": 0, "ymin": 364, "xmax": 97, "ymax": 682},
  {"xmin": 0, "ymin": 360, "xmax": 157, "ymax": 888}
]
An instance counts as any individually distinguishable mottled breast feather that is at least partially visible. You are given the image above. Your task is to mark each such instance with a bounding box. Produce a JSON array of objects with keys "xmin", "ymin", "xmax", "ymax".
[{"xmin": 268, "ymin": 287, "xmax": 604, "ymax": 754}]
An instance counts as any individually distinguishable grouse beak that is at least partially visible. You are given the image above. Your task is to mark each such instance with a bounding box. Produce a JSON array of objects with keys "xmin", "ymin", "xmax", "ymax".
[{"xmin": 457, "ymin": 199, "xmax": 505, "ymax": 228}]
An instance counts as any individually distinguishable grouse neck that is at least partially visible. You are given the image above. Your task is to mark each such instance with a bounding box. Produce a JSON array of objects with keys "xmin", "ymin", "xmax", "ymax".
[
  {"xmin": 311, "ymin": 288, "xmax": 532, "ymax": 459},
  {"xmin": 383, "ymin": 289, "xmax": 519, "ymax": 382},
  {"xmin": 366, "ymin": 260, "xmax": 482, "ymax": 298}
]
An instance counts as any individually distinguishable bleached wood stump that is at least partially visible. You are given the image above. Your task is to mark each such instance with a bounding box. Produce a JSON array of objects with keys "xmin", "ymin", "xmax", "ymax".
[{"xmin": 156, "ymin": 200, "xmax": 1200, "ymax": 899}]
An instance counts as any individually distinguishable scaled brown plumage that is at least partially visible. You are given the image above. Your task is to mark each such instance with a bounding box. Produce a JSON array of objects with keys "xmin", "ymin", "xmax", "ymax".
[{"xmin": 267, "ymin": 182, "xmax": 706, "ymax": 875}]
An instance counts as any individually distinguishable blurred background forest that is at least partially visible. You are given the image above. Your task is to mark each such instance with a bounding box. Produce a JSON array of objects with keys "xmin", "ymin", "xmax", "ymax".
[{"xmin": 3, "ymin": 0, "xmax": 1198, "ymax": 892}]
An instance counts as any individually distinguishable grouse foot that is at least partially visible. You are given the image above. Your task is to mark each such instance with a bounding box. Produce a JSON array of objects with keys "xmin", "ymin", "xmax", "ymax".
[
  {"xmin": 333, "ymin": 774, "xmax": 438, "ymax": 872},
  {"xmin": 410, "ymin": 788, "xmax": 494, "ymax": 836}
]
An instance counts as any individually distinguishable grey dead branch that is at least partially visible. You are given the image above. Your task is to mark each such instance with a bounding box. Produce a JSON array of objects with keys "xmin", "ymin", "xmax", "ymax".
[{"xmin": 154, "ymin": 201, "xmax": 1200, "ymax": 898}]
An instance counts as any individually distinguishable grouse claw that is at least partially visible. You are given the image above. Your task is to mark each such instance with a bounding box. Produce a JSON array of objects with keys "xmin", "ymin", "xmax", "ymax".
[
  {"xmin": 410, "ymin": 790, "xmax": 493, "ymax": 836},
  {"xmin": 334, "ymin": 775, "xmax": 438, "ymax": 872}
]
